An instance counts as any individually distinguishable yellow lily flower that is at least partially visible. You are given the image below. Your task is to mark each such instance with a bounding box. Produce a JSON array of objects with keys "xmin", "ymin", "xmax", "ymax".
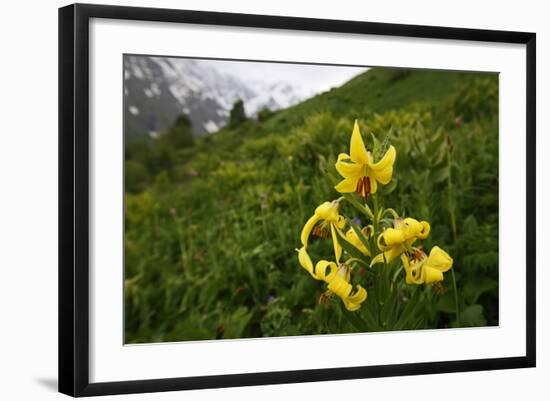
[
  {"xmin": 371, "ymin": 217, "xmax": 430, "ymax": 265},
  {"xmin": 334, "ymin": 120, "xmax": 396, "ymax": 198},
  {"xmin": 301, "ymin": 201, "xmax": 346, "ymax": 262},
  {"xmin": 298, "ymin": 248, "xmax": 367, "ymax": 311},
  {"xmin": 401, "ymin": 246, "xmax": 453, "ymax": 285},
  {"xmin": 345, "ymin": 227, "xmax": 371, "ymax": 257}
]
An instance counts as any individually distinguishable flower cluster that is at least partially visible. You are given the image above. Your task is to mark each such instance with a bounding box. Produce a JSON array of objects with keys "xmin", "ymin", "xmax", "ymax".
[{"xmin": 298, "ymin": 120, "xmax": 453, "ymax": 312}]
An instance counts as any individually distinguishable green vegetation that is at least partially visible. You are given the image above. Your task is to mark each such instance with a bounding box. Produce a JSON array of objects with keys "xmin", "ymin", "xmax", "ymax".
[
  {"xmin": 229, "ymin": 99, "xmax": 247, "ymax": 128},
  {"xmin": 124, "ymin": 68, "xmax": 498, "ymax": 343}
]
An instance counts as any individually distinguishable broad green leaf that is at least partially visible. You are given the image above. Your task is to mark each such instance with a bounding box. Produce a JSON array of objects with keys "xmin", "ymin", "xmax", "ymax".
[
  {"xmin": 431, "ymin": 165, "xmax": 450, "ymax": 183},
  {"xmin": 459, "ymin": 304, "xmax": 487, "ymax": 327},
  {"xmin": 463, "ymin": 278, "xmax": 497, "ymax": 305},
  {"xmin": 435, "ymin": 291, "xmax": 457, "ymax": 314}
]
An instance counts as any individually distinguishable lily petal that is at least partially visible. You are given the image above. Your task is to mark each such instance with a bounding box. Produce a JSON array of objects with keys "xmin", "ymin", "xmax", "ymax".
[
  {"xmin": 418, "ymin": 221, "xmax": 431, "ymax": 239},
  {"xmin": 371, "ymin": 245, "xmax": 403, "ymax": 266},
  {"xmin": 300, "ymin": 214, "xmax": 319, "ymax": 247},
  {"xmin": 426, "ymin": 246, "xmax": 453, "ymax": 272},
  {"xmin": 370, "ymin": 146, "xmax": 396, "ymax": 185},
  {"xmin": 380, "ymin": 228, "xmax": 406, "ymax": 247},
  {"xmin": 370, "ymin": 145, "xmax": 396, "ymax": 171},
  {"xmin": 335, "ymin": 153, "xmax": 364, "ymax": 179},
  {"xmin": 336, "ymin": 215, "xmax": 346, "ymax": 229},
  {"xmin": 423, "ymin": 266, "xmax": 444, "ymax": 283},
  {"xmin": 343, "ymin": 285, "xmax": 367, "ymax": 311},
  {"xmin": 330, "ymin": 224, "xmax": 343, "ymax": 263},
  {"xmin": 327, "ymin": 273, "xmax": 352, "ymax": 299},
  {"xmin": 315, "ymin": 260, "xmax": 337, "ymax": 281},
  {"xmin": 402, "ymin": 254, "xmax": 420, "ymax": 284},
  {"xmin": 350, "ymin": 121, "xmax": 370, "ymax": 165},
  {"xmin": 369, "ymin": 175, "xmax": 378, "ymax": 194},
  {"xmin": 298, "ymin": 247, "xmax": 320, "ymax": 279},
  {"xmin": 372, "ymin": 167, "xmax": 393, "ymax": 186},
  {"xmin": 346, "ymin": 228, "xmax": 370, "ymax": 256},
  {"xmin": 335, "ymin": 177, "xmax": 358, "ymax": 193}
]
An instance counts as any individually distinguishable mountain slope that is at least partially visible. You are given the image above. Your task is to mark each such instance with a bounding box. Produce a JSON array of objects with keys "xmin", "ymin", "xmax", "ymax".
[
  {"xmin": 190, "ymin": 68, "xmax": 476, "ymax": 157},
  {"xmin": 123, "ymin": 56, "xmax": 314, "ymax": 140}
]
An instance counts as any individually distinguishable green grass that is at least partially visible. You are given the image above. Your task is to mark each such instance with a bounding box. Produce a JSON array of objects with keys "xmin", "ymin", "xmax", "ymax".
[{"xmin": 124, "ymin": 67, "xmax": 499, "ymax": 343}]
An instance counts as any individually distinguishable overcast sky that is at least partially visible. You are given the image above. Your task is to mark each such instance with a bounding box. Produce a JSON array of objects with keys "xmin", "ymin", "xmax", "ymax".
[{"xmin": 199, "ymin": 58, "xmax": 368, "ymax": 94}]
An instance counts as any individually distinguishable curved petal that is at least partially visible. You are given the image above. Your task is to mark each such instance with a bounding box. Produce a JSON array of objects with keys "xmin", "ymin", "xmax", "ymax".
[
  {"xmin": 402, "ymin": 254, "xmax": 424, "ymax": 285},
  {"xmin": 371, "ymin": 245, "xmax": 403, "ymax": 266},
  {"xmin": 426, "ymin": 246, "xmax": 453, "ymax": 272},
  {"xmin": 382, "ymin": 228, "xmax": 406, "ymax": 246},
  {"xmin": 327, "ymin": 274, "xmax": 352, "ymax": 299},
  {"xmin": 418, "ymin": 221, "xmax": 431, "ymax": 239},
  {"xmin": 300, "ymin": 214, "xmax": 319, "ymax": 247},
  {"xmin": 314, "ymin": 201, "xmax": 334, "ymax": 219},
  {"xmin": 423, "ymin": 266, "xmax": 444, "ymax": 283},
  {"xmin": 330, "ymin": 224, "xmax": 343, "ymax": 263},
  {"xmin": 350, "ymin": 121, "xmax": 370, "ymax": 165},
  {"xmin": 343, "ymin": 285, "xmax": 367, "ymax": 311},
  {"xmin": 335, "ymin": 153, "xmax": 364, "ymax": 179},
  {"xmin": 402, "ymin": 218, "xmax": 423, "ymax": 239},
  {"xmin": 298, "ymin": 247, "xmax": 320, "ymax": 280},
  {"xmin": 346, "ymin": 228, "xmax": 370, "ymax": 256},
  {"xmin": 370, "ymin": 145, "xmax": 396, "ymax": 171},
  {"xmin": 370, "ymin": 146, "xmax": 396, "ymax": 186},
  {"xmin": 369, "ymin": 176, "xmax": 378, "ymax": 194},
  {"xmin": 372, "ymin": 166, "xmax": 393, "ymax": 186},
  {"xmin": 335, "ymin": 177, "xmax": 358, "ymax": 193},
  {"xmin": 315, "ymin": 260, "xmax": 337, "ymax": 281},
  {"xmin": 401, "ymin": 254, "xmax": 413, "ymax": 284}
]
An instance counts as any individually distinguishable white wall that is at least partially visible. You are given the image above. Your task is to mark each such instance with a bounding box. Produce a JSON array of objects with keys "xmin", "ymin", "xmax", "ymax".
[{"xmin": 0, "ymin": 0, "xmax": 546, "ymax": 399}]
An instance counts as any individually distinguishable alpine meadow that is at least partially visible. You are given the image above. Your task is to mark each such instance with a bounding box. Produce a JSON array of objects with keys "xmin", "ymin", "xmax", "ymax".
[{"xmin": 124, "ymin": 63, "xmax": 499, "ymax": 343}]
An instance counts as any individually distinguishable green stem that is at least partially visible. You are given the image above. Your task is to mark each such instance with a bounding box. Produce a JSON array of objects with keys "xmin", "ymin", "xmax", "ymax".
[
  {"xmin": 451, "ymin": 268, "xmax": 460, "ymax": 324},
  {"xmin": 390, "ymin": 265, "xmax": 404, "ymax": 292},
  {"xmin": 369, "ymin": 194, "xmax": 380, "ymax": 324},
  {"xmin": 372, "ymin": 194, "xmax": 380, "ymax": 233},
  {"xmin": 340, "ymin": 303, "xmax": 368, "ymax": 331}
]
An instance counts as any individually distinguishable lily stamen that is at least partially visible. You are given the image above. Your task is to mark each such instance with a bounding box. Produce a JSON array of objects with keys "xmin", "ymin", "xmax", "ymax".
[
  {"xmin": 356, "ymin": 176, "xmax": 371, "ymax": 200},
  {"xmin": 312, "ymin": 222, "xmax": 330, "ymax": 239},
  {"xmin": 356, "ymin": 176, "xmax": 363, "ymax": 195}
]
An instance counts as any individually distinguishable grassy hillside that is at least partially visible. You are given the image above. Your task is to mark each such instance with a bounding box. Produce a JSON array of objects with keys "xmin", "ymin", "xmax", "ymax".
[{"xmin": 124, "ymin": 67, "xmax": 499, "ymax": 342}]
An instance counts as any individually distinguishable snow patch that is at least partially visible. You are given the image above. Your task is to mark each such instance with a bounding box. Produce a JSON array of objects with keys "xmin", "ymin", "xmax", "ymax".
[
  {"xmin": 203, "ymin": 121, "xmax": 219, "ymax": 133},
  {"xmin": 131, "ymin": 64, "xmax": 144, "ymax": 80},
  {"xmin": 150, "ymin": 83, "xmax": 161, "ymax": 96}
]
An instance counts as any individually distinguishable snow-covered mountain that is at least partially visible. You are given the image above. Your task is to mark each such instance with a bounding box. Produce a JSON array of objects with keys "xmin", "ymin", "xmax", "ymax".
[{"xmin": 123, "ymin": 56, "xmax": 315, "ymax": 140}]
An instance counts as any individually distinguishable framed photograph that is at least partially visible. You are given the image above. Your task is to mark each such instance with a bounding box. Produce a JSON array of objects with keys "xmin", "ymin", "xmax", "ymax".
[{"xmin": 58, "ymin": 3, "xmax": 536, "ymax": 397}]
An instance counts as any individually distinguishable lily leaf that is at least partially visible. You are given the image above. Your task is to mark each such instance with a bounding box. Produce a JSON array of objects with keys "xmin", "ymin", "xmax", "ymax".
[
  {"xmin": 463, "ymin": 278, "xmax": 497, "ymax": 305},
  {"xmin": 431, "ymin": 164, "xmax": 450, "ymax": 183},
  {"xmin": 341, "ymin": 191, "xmax": 374, "ymax": 220},
  {"xmin": 457, "ymin": 304, "xmax": 486, "ymax": 327},
  {"xmin": 340, "ymin": 303, "xmax": 369, "ymax": 332}
]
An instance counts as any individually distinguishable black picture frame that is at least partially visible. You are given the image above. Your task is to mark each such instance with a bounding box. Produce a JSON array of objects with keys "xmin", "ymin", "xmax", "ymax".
[{"xmin": 58, "ymin": 3, "xmax": 536, "ymax": 397}]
